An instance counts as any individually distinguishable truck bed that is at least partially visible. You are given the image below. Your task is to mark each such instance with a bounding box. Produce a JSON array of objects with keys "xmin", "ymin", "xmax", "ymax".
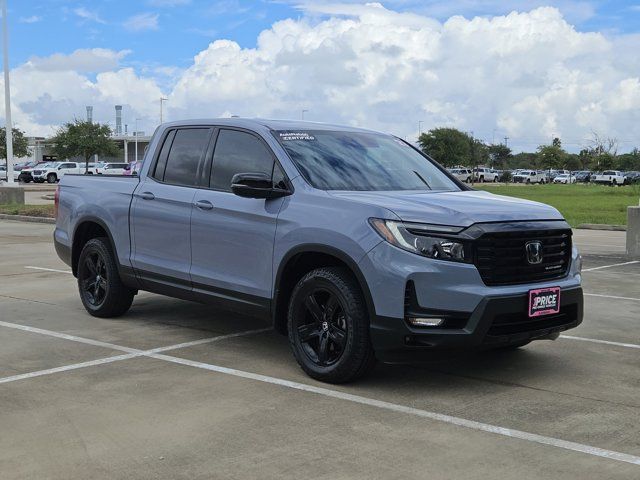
[{"xmin": 55, "ymin": 174, "xmax": 140, "ymax": 271}]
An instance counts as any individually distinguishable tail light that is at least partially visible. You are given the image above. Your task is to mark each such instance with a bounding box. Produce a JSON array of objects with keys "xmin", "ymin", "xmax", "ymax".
[{"xmin": 54, "ymin": 185, "xmax": 60, "ymax": 218}]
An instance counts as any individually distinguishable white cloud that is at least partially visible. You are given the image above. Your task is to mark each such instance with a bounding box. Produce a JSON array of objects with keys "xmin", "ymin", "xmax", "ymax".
[
  {"xmin": 19, "ymin": 15, "xmax": 42, "ymax": 24},
  {"xmin": 25, "ymin": 49, "xmax": 131, "ymax": 73},
  {"xmin": 3, "ymin": 5, "xmax": 640, "ymax": 152},
  {"xmin": 73, "ymin": 7, "xmax": 106, "ymax": 24},
  {"xmin": 123, "ymin": 12, "xmax": 160, "ymax": 32}
]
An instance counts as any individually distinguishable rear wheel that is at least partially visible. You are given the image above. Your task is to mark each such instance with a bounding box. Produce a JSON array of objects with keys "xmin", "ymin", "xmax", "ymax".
[
  {"xmin": 288, "ymin": 267, "xmax": 376, "ymax": 383},
  {"xmin": 77, "ymin": 237, "xmax": 135, "ymax": 317}
]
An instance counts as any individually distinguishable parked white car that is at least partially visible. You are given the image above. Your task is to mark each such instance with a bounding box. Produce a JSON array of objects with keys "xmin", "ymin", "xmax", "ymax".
[
  {"xmin": 97, "ymin": 162, "xmax": 130, "ymax": 175},
  {"xmin": 31, "ymin": 161, "xmax": 83, "ymax": 183},
  {"xmin": 592, "ymin": 170, "xmax": 626, "ymax": 186},
  {"xmin": 553, "ymin": 173, "xmax": 576, "ymax": 184},
  {"xmin": 473, "ymin": 167, "xmax": 498, "ymax": 182},
  {"xmin": 512, "ymin": 170, "xmax": 545, "ymax": 184},
  {"xmin": 448, "ymin": 168, "xmax": 472, "ymax": 182}
]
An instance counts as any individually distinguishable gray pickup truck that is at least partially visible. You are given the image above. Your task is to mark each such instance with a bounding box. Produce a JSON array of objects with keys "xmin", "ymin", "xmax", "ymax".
[{"xmin": 54, "ymin": 118, "xmax": 583, "ymax": 383}]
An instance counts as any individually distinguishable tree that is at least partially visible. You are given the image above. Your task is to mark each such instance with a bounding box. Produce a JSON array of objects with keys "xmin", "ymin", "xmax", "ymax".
[
  {"xmin": 596, "ymin": 152, "xmax": 615, "ymax": 171},
  {"xmin": 563, "ymin": 153, "xmax": 582, "ymax": 172},
  {"xmin": 418, "ymin": 128, "xmax": 471, "ymax": 167},
  {"xmin": 487, "ymin": 143, "xmax": 512, "ymax": 169},
  {"xmin": 616, "ymin": 149, "xmax": 640, "ymax": 171},
  {"xmin": 51, "ymin": 120, "xmax": 119, "ymax": 173},
  {"xmin": 578, "ymin": 149, "xmax": 591, "ymax": 170},
  {"xmin": 0, "ymin": 127, "xmax": 31, "ymax": 162},
  {"xmin": 536, "ymin": 143, "xmax": 566, "ymax": 171}
]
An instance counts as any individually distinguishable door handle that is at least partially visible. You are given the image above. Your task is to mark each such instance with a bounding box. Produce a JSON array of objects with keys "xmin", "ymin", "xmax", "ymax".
[
  {"xmin": 194, "ymin": 199, "xmax": 214, "ymax": 210},
  {"xmin": 140, "ymin": 192, "xmax": 155, "ymax": 200}
]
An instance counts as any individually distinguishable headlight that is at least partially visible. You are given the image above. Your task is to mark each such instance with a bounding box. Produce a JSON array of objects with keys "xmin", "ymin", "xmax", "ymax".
[{"xmin": 369, "ymin": 218, "xmax": 470, "ymax": 262}]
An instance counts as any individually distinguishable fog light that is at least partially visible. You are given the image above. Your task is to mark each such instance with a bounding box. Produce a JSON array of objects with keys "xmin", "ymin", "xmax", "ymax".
[{"xmin": 407, "ymin": 317, "xmax": 444, "ymax": 327}]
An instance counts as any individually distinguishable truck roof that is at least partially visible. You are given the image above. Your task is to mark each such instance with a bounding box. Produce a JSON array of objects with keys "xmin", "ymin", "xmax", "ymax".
[{"xmin": 160, "ymin": 118, "xmax": 380, "ymax": 134}]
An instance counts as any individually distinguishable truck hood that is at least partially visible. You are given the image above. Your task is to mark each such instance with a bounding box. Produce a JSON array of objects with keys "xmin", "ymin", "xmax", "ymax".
[{"xmin": 329, "ymin": 190, "xmax": 563, "ymax": 226}]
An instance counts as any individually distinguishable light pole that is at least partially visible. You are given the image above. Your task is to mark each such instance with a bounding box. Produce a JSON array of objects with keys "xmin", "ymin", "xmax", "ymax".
[
  {"xmin": 134, "ymin": 118, "xmax": 142, "ymax": 163},
  {"xmin": 418, "ymin": 120, "xmax": 424, "ymax": 137},
  {"xmin": 2, "ymin": 0, "xmax": 14, "ymax": 185},
  {"xmin": 160, "ymin": 97, "xmax": 168, "ymax": 124},
  {"xmin": 301, "ymin": 109, "xmax": 308, "ymax": 120}
]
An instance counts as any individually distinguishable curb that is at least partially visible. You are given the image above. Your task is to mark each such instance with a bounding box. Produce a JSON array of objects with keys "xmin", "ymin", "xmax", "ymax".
[
  {"xmin": 576, "ymin": 223, "xmax": 626, "ymax": 231},
  {"xmin": 0, "ymin": 213, "xmax": 55, "ymax": 224}
]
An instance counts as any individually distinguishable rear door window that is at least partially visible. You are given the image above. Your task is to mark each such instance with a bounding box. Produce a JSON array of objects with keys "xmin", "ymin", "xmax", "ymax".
[{"xmin": 156, "ymin": 129, "xmax": 211, "ymax": 187}]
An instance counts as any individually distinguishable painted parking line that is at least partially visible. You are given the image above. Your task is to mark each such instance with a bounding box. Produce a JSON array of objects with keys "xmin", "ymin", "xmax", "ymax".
[
  {"xmin": 0, "ymin": 321, "xmax": 638, "ymax": 466},
  {"xmin": 0, "ymin": 320, "xmax": 270, "ymax": 357},
  {"xmin": 0, "ymin": 353, "xmax": 140, "ymax": 385},
  {"xmin": 560, "ymin": 335, "xmax": 640, "ymax": 350},
  {"xmin": 582, "ymin": 260, "xmax": 640, "ymax": 272},
  {"xmin": 584, "ymin": 293, "xmax": 640, "ymax": 302},
  {"xmin": 24, "ymin": 266, "xmax": 73, "ymax": 274},
  {"xmin": 0, "ymin": 325, "xmax": 271, "ymax": 386}
]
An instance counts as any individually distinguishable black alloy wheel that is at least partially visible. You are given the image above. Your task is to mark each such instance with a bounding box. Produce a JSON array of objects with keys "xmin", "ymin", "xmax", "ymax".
[
  {"xmin": 77, "ymin": 237, "xmax": 135, "ymax": 317},
  {"xmin": 288, "ymin": 267, "xmax": 376, "ymax": 383},
  {"xmin": 80, "ymin": 251, "xmax": 108, "ymax": 308},
  {"xmin": 296, "ymin": 289, "xmax": 348, "ymax": 367}
]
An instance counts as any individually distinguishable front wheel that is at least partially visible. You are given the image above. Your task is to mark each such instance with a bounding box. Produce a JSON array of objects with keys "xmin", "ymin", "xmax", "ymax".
[
  {"xmin": 46, "ymin": 173, "xmax": 57, "ymax": 183},
  {"xmin": 77, "ymin": 237, "xmax": 135, "ymax": 317},
  {"xmin": 288, "ymin": 267, "xmax": 376, "ymax": 383}
]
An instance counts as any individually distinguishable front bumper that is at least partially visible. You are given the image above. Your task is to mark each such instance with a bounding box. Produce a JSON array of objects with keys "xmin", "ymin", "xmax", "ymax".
[
  {"xmin": 357, "ymin": 236, "xmax": 583, "ymax": 362},
  {"xmin": 370, "ymin": 287, "xmax": 582, "ymax": 362}
]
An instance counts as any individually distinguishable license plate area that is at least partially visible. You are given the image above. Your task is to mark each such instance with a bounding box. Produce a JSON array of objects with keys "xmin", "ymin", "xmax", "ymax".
[{"xmin": 528, "ymin": 287, "xmax": 561, "ymax": 317}]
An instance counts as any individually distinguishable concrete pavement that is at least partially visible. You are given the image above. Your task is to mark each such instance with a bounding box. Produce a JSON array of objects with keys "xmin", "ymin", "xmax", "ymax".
[{"xmin": 0, "ymin": 220, "xmax": 638, "ymax": 479}]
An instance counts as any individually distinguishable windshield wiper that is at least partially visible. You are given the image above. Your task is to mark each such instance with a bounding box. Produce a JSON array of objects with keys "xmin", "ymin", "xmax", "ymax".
[{"xmin": 413, "ymin": 170, "xmax": 431, "ymax": 189}]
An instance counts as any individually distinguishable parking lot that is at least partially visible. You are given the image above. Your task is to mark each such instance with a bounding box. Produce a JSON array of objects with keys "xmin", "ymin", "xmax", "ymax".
[{"xmin": 1, "ymin": 219, "xmax": 639, "ymax": 479}]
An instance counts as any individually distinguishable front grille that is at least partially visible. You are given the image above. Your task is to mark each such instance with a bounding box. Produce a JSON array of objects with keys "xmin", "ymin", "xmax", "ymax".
[
  {"xmin": 33, "ymin": 170, "xmax": 43, "ymax": 175},
  {"xmin": 474, "ymin": 228, "xmax": 572, "ymax": 286}
]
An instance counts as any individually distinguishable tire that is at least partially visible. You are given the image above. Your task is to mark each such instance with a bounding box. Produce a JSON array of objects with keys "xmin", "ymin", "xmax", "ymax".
[
  {"xmin": 493, "ymin": 177, "xmax": 497, "ymax": 182},
  {"xmin": 77, "ymin": 237, "xmax": 135, "ymax": 318},
  {"xmin": 288, "ymin": 267, "xmax": 376, "ymax": 383},
  {"xmin": 479, "ymin": 176, "xmax": 484, "ymax": 183},
  {"xmin": 46, "ymin": 173, "xmax": 57, "ymax": 183},
  {"xmin": 526, "ymin": 178, "xmax": 530, "ymax": 184}
]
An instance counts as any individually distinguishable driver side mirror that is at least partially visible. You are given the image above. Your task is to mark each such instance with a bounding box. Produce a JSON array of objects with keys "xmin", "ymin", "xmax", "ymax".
[{"xmin": 231, "ymin": 172, "xmax": 291, "ymax": 199}]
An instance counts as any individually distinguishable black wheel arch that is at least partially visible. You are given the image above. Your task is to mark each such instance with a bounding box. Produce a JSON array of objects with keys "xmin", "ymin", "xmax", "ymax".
[
  {"xmin": 71, "ymin": 217, "xmax": 119, "ymax": 277},
  {"xmin": 273, "ymin": 244, "xmax": 376, "ymax": 335}
]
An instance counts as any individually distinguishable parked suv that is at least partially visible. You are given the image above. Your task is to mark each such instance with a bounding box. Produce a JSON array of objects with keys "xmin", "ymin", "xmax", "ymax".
[
  {"xmin": 32, "ymin": 161, "xmax": 82, "ymax": 183},
  {"xmin": 512, "ymin": 170, "xmax": 545, "ymax": 184},
  {"xmin": 97, "ymin": 162, "xmax": 130, "ymax": 175},
  {"xmin": 54, "ymin": 119, "xmax": 583, "ymax": 383}
]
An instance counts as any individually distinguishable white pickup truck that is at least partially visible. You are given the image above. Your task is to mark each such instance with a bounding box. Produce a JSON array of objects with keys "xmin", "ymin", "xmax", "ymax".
[
  {"xmin": 592, "ymin": 170, "xmax": 626, "ymax": 186},
  {"xmin": 512, "ymin": 170, "xmax": 545, "ymax": 184},
  {"xmin": 31, "ymin": 162, "xmax": 83, "ymax": 183}
]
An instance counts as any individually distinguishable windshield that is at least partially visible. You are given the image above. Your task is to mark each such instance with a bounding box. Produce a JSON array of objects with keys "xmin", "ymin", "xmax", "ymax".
[{"xmin": 274, "ymin": 130, "xmax": 459, "ymax": 192}]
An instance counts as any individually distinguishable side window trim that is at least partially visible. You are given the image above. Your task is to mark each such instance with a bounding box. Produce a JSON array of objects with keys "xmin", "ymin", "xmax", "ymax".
[{"xmin": 151, "ymin": 129, "xmax": 176, "ymax": 182}]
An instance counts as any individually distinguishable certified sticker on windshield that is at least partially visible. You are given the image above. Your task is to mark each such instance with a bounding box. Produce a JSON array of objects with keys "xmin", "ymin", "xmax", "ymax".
[{"xmin": 279, "ymin": 132, "xmax": 316, "ymax": 141}]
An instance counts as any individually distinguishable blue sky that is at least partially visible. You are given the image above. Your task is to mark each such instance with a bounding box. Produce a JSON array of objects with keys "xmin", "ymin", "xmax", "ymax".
[
  {"xmin": 9, "ymin": 1, "xmax": 640, "ymax": 71},
  {"xmin": 5, "ymin": 1, "xmax": 640, "ymax": 151}
]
